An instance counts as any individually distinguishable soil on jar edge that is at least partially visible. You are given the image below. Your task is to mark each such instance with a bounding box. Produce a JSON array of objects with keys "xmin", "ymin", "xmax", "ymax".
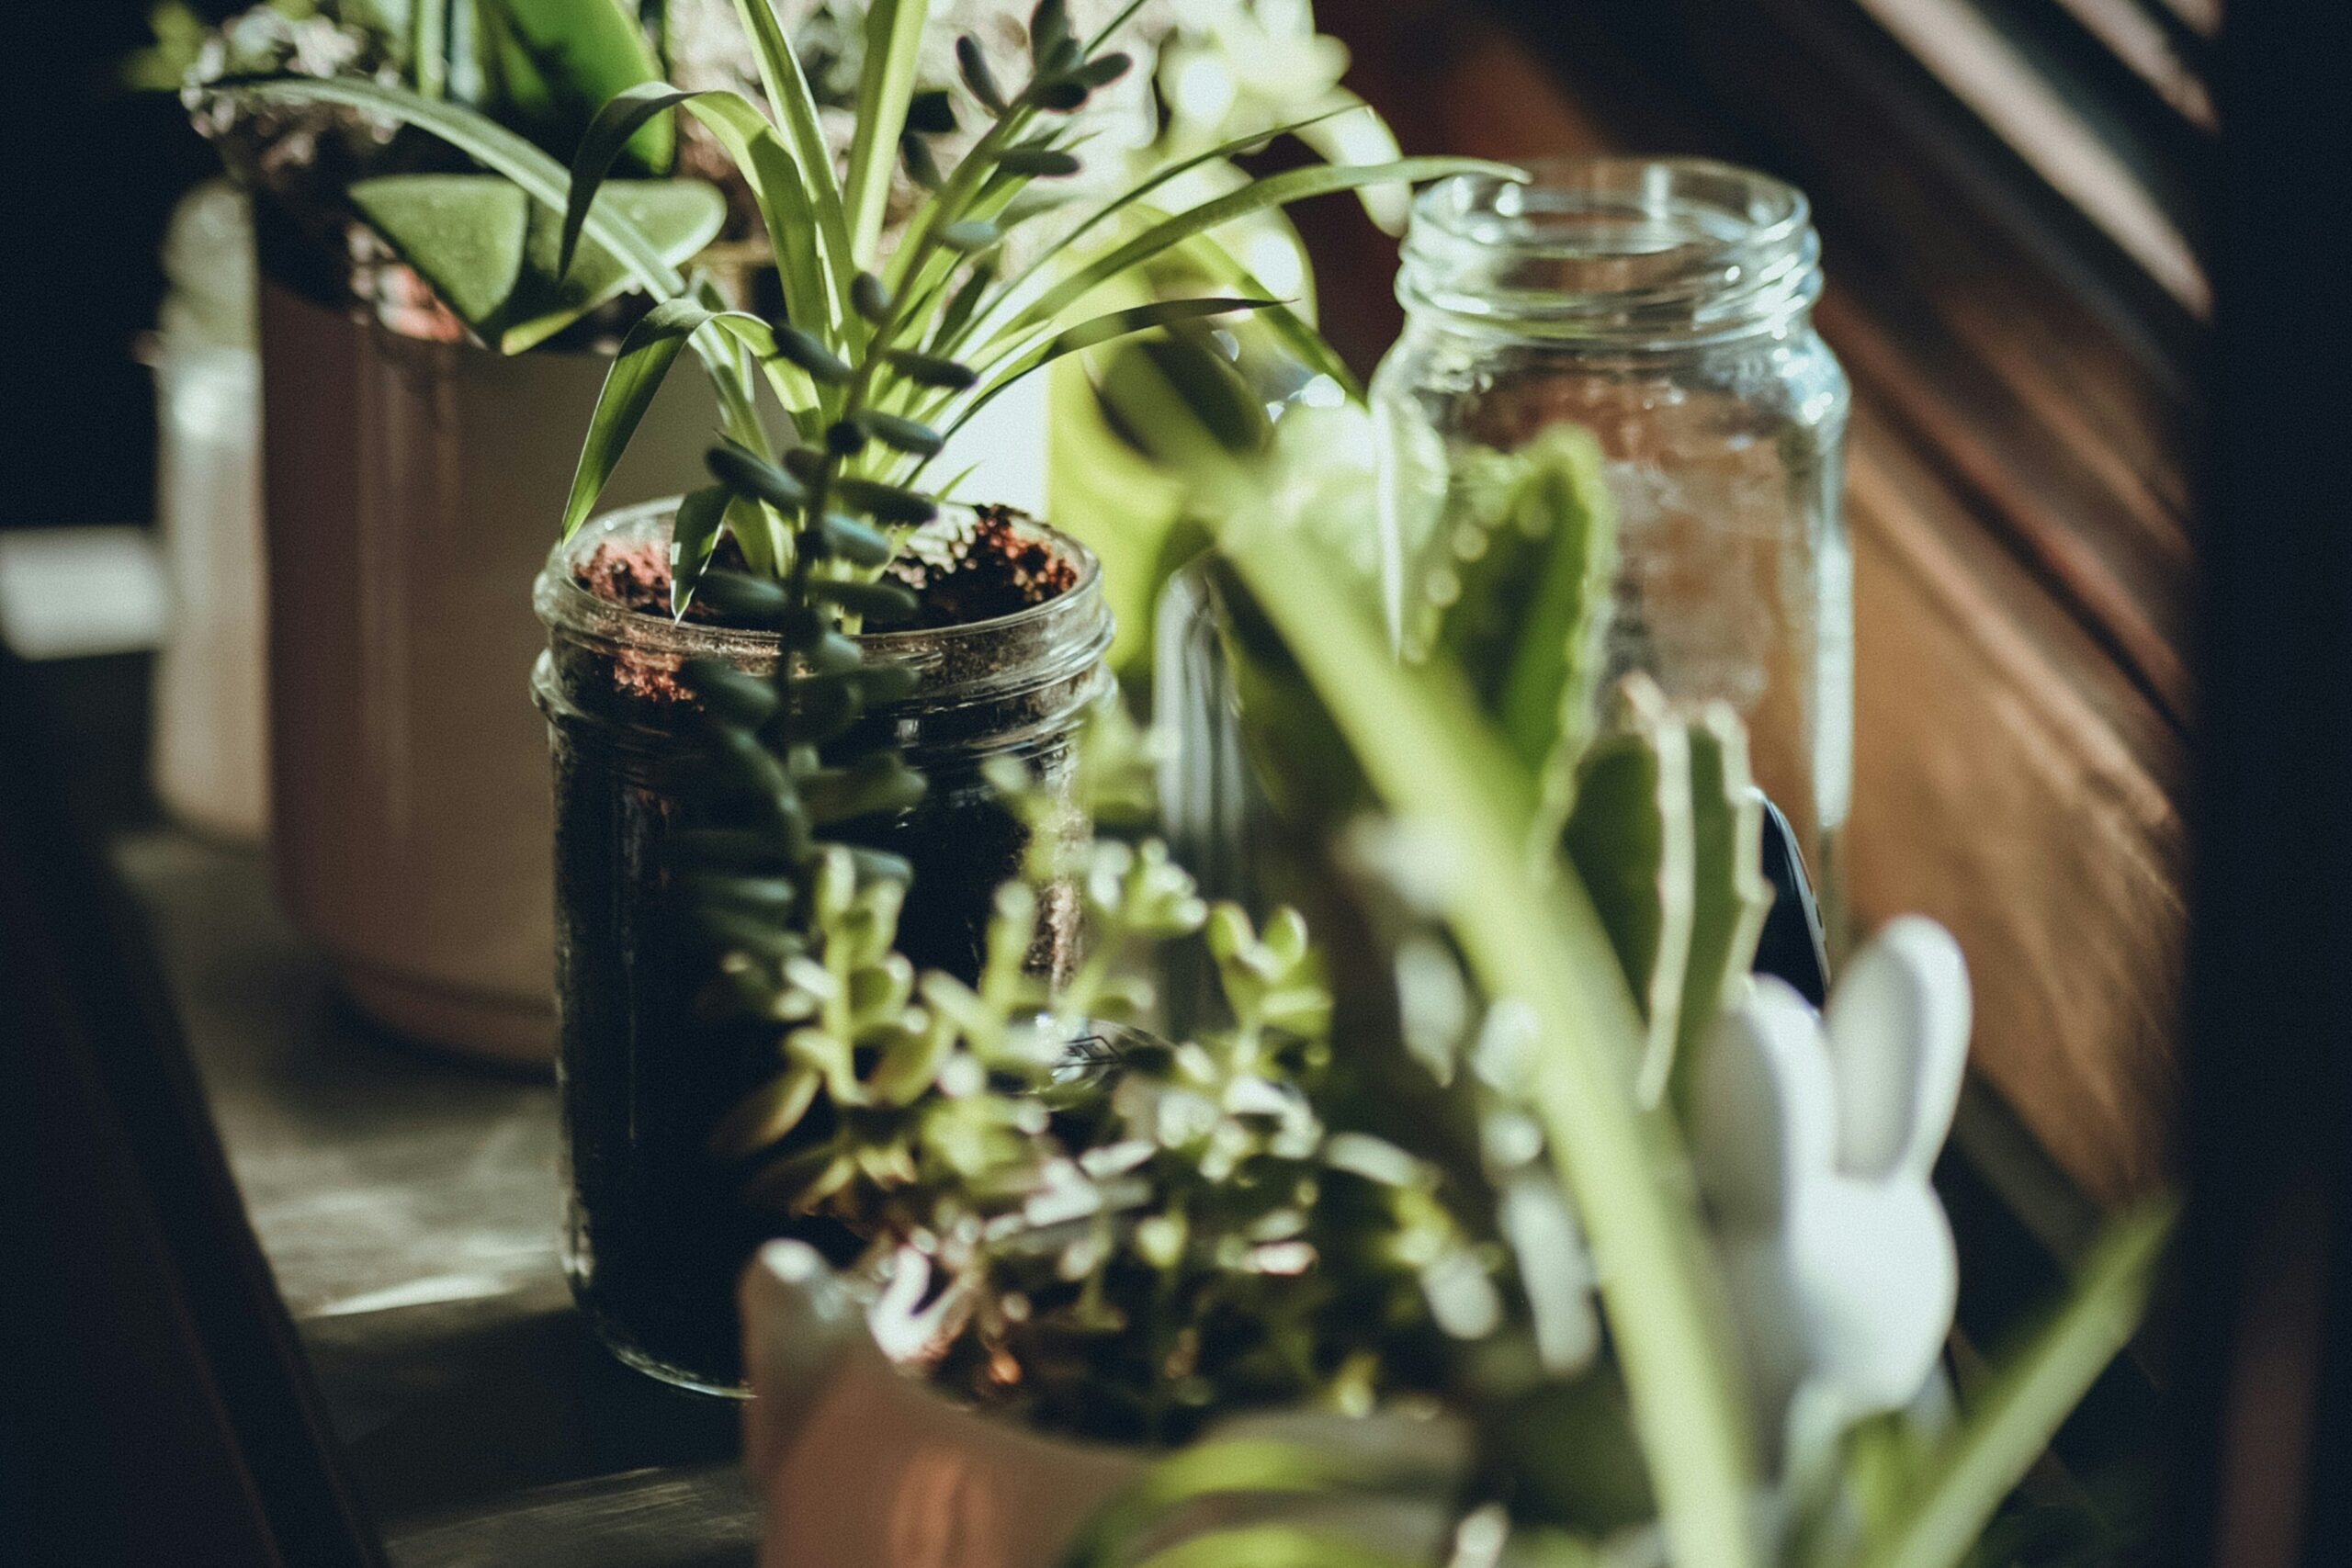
[{"xmin": 554, "ymin": 504, "xmax": 1091, "ymax": 1393}]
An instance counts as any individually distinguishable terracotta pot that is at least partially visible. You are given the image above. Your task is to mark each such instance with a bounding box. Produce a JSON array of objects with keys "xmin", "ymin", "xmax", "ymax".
[
  {"xmin": 739, "ymin": 1242, "xmax": 1471, "ymax": 1568},
  {"xmin": 258, "ymin": 280, "xmax": 729, "ymax": 1064}
]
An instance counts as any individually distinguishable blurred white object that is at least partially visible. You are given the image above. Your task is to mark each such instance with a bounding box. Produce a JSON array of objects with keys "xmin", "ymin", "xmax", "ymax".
[
  {"xmin": 0, "ymin": 527, "xmax": 167, "ymax": 660},
  {"xmin": 1692, "ymin": 916, "xmax": 1972, "ymax": 1469},
  {"xmin": 150, "ymin": 180, "xmax": 269, "ymax": 840},
  {"xmin": 937, "ymin": 360, "xmax": 1048, "ymax": 515}
]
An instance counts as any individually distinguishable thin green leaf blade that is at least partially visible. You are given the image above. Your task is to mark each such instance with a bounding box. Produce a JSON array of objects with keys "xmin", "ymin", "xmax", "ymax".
[
  {"xmin": 669, "ymin": 483, "xmax": 732, "ymax": 617},
  {"xmin": 937, "ymin": 297, "xmax": 1277, "ymax": 444},
  {"xmin": 729, "ymin": 0, "xmax": 854, "ymax": 305},
  {"xmin": 560, "ymin": 299, "xmax": 770, "ymax": 538},
  {"xmin": 1855, "ymin": 1205, "xmax": 2173, "ymax": 1568},
  {"xmin": 1004, "ymin": 158, "xmax": 1518, "ymax": 345},
  {"xmin": 845, "ymin": 0, "xmax": 933, "ymax": 264}
]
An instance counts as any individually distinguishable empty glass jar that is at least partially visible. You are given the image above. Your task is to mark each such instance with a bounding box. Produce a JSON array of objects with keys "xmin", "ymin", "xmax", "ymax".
[{"xmin": 1373, "ymin": 157, "xmax": 1852, "ymax": 942}]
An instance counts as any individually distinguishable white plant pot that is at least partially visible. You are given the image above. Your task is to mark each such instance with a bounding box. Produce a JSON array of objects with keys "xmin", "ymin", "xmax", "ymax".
[{"xmin": 258, "ymin": 281, "xmax": 730, "ymax": 1064}]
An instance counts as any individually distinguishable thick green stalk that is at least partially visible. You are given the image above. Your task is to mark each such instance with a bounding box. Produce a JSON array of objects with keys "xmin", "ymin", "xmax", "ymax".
[{"xmin": 1219, "ymin": 526, "xmax": 1762, "ymax": 1568}]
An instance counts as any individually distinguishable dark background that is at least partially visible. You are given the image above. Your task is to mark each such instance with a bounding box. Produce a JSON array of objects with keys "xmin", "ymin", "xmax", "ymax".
[{"xmin": 11, "ymin": 4, "xmax": 222, "ymax": 533}]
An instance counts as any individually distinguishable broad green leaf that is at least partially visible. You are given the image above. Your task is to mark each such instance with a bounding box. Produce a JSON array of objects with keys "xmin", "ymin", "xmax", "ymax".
[
  {"xmin": 347, "ymin": 173, "xmax": 726, "ymax": 352},
  {"xmin": 1063, "ymin": 1438, "xmax": 1456, "ymax": 1568},
  {"xmin": 1127, "ymin": 1527, "xmax": 1419, "ymax": 1568},
  {"xmin": 999, "ymin": 158, "xmax": 1519, "ymax": 348},
  {"xmin": 1854, "ymin": 1205, "xmax": 2171, "ymax": 1568},
  {"xmin": 474, "ymin": 0, "xmax": 670, "ymax": 171},
  {"xmin": 729, "ymin": 0, "xmax": 854, "ymax": 313},
  {"xmin": 347, "ymin": 175, "xmax": 528, "ymax": 329},
  {"xmin": 216, "ymin": 75, "xmax": 682, "ymax": 299},
  {"xmin": 1563, "ymin": 680, "xmax": 1697, "ymax": 1109},
  {"xmin": 844, "ymin": 0, "xmax": 933, "ymax": 265},
  {"xmin": 1216, "ymin": 523, "xmax": 1760, "ymax": 1568},
  {"xmin": 561, "ymin": 299, "xmax": 774, "ymax": 539}
]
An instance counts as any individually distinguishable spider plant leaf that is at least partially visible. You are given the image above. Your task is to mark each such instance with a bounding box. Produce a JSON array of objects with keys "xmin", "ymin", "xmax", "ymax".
[
  {"xmin": 944, "ymin": 297, "xmax": 1278, "ymax": 442},
  {"xmin": 556, "ymin": 82, "xmax": 700, "ymax": 280},
  {"xmin": 678, "ymin": 88, "xmax": 842, "ymax": 350},
  {"xmin": 956, "ymin": 34, "xmax": 1006, "ymax": 113},
  {"xmin": 845, "ymin": 0, "xmax": 933, "ymax": 264},
  {"xmin": 944, "ymin": 106, "xmax": 1366, "ymax": 357},
  {"xmin": 1081, "ymin": 0, "xmax": 1152, "ymax": 51},
  {"xmin": 729, "ymin": 0, "xmax": 853, "ymax": 298},
  {"xmin": 669, "ymin": 483, "xmax": 733, "ymax": 618},
  {"xmin": 708, "ymin": 444, "xmax": 810, "ymax": 513},
  {"xmin": 832, "ymin": 478, "xmax": 938, "ymax": 527},
  {"xmin": 560, "ymin": 299, "xmax": 772, "ymax": 540},
  {"xmin": 1851, "ymin": 1204, "xmax": 2171, "ymax": 1568},
  {"xmin": 1009, "ymin": 158, "xmax": 1520, "ymax": 345},
  {"xmin": 1156, "ymin": 226, "xmax": 1361, "ymax": 400},
  {"xmin": 473, "ymin": 0, "xmax": 670, "ymax": 174}
]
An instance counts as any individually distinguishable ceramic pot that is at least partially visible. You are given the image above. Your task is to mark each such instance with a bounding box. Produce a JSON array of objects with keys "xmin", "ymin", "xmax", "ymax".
[
  {"xmin": 533, "ymin": 503, "xmax": 1114, "ymax": 1393},
  {"xmin": 739, "ymin": 1242, "xmax": 1470, "ymax": 1568},
  {"xmin": 257, "ymin": 278, "xmax": 731, "ymax": 1064}
]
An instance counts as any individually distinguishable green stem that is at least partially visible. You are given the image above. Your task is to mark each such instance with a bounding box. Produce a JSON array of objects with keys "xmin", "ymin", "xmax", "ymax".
[
  {"xmin": 1218, "ymin": 527, "xmax": 1762, "ymax": 1568},
  {"xmin": 413, "ymin": 0, "xmax": 449, "ymax": 99}
]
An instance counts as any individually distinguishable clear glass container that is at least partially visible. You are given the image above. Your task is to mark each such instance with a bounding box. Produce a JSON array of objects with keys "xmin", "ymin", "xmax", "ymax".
[
  {"xmin": 1373, "ymin": 157, "xmax": 1852, "ymax": 942},
  {"xmin": 533, "ymin": 502, "xmax": 1114, "ymax": 1393}
]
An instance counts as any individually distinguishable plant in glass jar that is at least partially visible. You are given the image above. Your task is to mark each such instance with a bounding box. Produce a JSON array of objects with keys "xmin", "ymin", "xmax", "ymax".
[
  {"xmin": 228, "ymin": 0, "xmax": 1495, "ymax": 1389},
  {"xmin": 711, "ymin": 423, "xmax": 2169, "ymax": 1568}
]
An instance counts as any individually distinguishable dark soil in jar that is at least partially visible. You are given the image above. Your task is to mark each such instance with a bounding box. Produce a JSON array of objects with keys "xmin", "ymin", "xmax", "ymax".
[{"xmin": 549, "ymin": 506, "xmax": 1097, "ymax": 1391}]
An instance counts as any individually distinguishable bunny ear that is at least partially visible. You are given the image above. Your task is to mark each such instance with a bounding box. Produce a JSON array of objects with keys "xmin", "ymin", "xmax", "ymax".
[
  {"xmin": 1694, "ymin": 977, "xmax": 1838, "ymax": 1229},
  {"xmin": 1822, "ymin": 916, "xmax": 1971, "ymax": 1183}
]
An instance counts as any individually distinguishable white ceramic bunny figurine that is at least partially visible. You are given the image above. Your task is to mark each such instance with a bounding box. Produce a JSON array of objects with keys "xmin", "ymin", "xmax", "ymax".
[{"xmin": 1690, "ymin": 916, "xmax": 1973, "ymax": 1472}]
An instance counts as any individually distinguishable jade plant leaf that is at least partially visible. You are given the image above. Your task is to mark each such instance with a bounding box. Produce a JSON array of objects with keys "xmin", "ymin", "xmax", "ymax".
[
  {"xmin": 1417, "ymin": 426, "xmax": 1618, "ymax": 830},
  {"xmin": 348, "ymin": 173, "xmax": 727, "ymax": 353},
  {"xmin": 1670, "ymin": 707, "xmax": 1775, "ymax": 1116},
  {"xmin": 474, "ymin": 0, "xmax": 673, "ymax": 172},
  {"xmin": 1561, "ymin": 677, "xmax": 1696, "ymax": 1109}
]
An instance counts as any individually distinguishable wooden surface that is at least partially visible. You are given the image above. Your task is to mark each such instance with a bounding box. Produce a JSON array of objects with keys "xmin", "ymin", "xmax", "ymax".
[{"xmin": 1310, "ymin": 0, "xmax": 2190, "ymax": 1203}]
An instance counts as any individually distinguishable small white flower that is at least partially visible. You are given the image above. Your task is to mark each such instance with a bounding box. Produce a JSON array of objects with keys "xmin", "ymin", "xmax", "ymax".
[{"xmin": 1691, "ymin": 916, "xmax": 1972, "ymax": 1467}]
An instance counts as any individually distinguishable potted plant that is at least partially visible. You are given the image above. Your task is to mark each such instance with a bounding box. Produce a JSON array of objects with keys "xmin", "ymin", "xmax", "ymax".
[
  {"xmin": 180, "ymin": 1, "xmax": 741, "ymax": 1061},
  {"xmin": 704, "ymin": 423, "xmax": 2169, "ymax": 1568},
  {"xmin": 223, "ymin": 0, "xmax": 1493, "ymax": 1385}
]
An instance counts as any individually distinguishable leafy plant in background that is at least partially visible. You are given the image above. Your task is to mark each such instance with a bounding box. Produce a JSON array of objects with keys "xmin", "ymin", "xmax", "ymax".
[{"xmin": 163, "ymin": 0, "xmax": 728, "ymax": 348}]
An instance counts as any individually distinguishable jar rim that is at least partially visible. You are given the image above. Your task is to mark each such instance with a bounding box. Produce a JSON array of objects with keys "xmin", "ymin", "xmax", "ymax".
[
  {"xmin": 1400, "ymin": 155, "xmax": 1823, "ymax": 344},
  {"xmin": 535, "ymin": 499, "xmax": 1114, "ymax": 714}
]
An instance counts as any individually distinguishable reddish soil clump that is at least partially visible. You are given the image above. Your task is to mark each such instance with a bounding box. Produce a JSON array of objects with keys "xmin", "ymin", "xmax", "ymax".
[{"xmin": 575, "ymin": 503, "xmax": 1075, "ymax": 630}]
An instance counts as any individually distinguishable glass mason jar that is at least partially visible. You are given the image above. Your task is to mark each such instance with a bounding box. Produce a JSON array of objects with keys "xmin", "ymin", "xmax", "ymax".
[
  {"xmin": 1374, "ymin": 157, "xmax": 1853, "ymax": 941},
  {"xmin": 533, "ymin": 502, "xmax": 1114, "ymax": 1393}
]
